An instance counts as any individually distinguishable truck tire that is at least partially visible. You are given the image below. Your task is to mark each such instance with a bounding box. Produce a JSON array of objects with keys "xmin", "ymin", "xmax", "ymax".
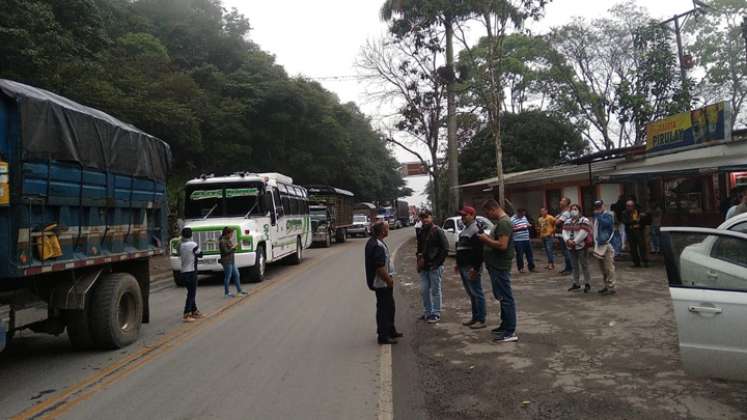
[
  {"xmin": 288, "ymin": 237, "xmax": 303, "ymax": 265},
  {"xmin": 336, "ymin": 228, "xmax": 347, "ymax": 243},
  {"xmin": 173, "ymin": 270, "xmax": 185, "ymax": 287},
  {"xmin": 246, "ymin": 245, "xmax": 266, "ymax": 282},
  {"xmin": 65, "ymin": 309, "xmax": 95, "ymax": 350},
  {"xmin": 322, "ymin": 231, "xmax": 332, "ymax": 248},
  {"xmin": 89, "ymin": 273, "xmax": 143, "ymax": 349}
]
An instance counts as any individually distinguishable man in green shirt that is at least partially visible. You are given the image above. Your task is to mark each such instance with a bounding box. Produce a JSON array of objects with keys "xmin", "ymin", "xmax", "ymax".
[{"xmin": 479, "ymin": 199, "xmax": 518, "ymax": 343}]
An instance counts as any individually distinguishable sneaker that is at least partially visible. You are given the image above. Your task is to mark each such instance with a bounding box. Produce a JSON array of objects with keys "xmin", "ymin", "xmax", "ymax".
[
  {"xmin": 469, "ymin": 321, "xmax": 487, "ymax": 330},
  {"xmin": 391, "ymin": 331, "xmax": 404, "ymax": 338},
  {"xmin": 225, "ymin": 293, "xmax": 235, "ymax": 298},
  {"xmin": 183, "ymin": 315, "xmax": 196, "ymax": 323},
  {"xmin": 378, "ymin": 337, "xmax": 398, "ymax": 345},
  {"xmin": 462, "ymin": 319, "xmax": 478, "ymax": 326},
  {"xmin": 191, "ymin": 311, "xmax": 204, "ymax": 319},
  {"xmin": 491, "ymin": 326, "xmax": 504, "ymax": 334},
  {"xmin": 494, "ymin": 332, "xmax": 519, "ymax": 343},
  {"xmin": 568, "ymin": 284, "xmax": 581, "ymax": 291},
  {"xmin": 584, "ymin": 284, "xmax": 591, "ymax": 293},
  {"xmin": 427, "ymin": 315, "xmax": 440, "ymax": 324},
  {"xmin": 238, "ymin": 291, "xmax": 248, "ymax": 296},
  {"xmin": 600, "ymin": 288, "xmax": 617, "ymax": 296}
]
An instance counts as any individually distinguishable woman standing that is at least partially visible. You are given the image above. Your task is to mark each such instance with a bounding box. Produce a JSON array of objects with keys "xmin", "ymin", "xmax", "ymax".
[
  {"xmin": 220, "ymin": 227, "xmax": 247, "ymax": 297},
  {"xmin": 562, "ymin": 204, "xmax": 593, "ymax": 293}
]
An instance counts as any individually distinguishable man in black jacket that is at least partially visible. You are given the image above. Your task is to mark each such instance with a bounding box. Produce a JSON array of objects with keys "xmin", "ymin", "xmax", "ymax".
[
  {"xmin": 416, "ymin": 209, "xmax": 449, "ymax": 323},
  {"xmin": 455, "ymin": 206, "xmax": 487, "ymax": 329}
]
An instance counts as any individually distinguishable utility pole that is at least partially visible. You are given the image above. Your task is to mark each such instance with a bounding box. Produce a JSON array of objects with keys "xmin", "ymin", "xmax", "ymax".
[
  {"xmin": 658, "ymin": 1, "xmax": 709, "ymax": 96},
  {"xmin": 742, "ymin": 16, "xmax": 747, "ymax": 63},
  {"xmin": 445, "ymin": 17, "xmax": 459, "ymax": 216}
]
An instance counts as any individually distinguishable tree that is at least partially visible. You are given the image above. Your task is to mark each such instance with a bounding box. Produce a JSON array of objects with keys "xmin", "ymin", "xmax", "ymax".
[
  {"xmin": 358, "ymin": 30, "xmax": 447, "ymax": 218},
  {"xmin": 688, "ymin": 0, "xmax": 747, "ymax": 129},
  {"xmin": 454, "ymin": 0, "xmax": 551, "ymax": 206},
  {"xmin": 459, "ymin": 110, "xmax": 587, "ymax": 183}
]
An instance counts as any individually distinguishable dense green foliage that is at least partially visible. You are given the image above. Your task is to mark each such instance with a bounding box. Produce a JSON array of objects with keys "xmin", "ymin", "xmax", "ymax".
[
  {"xmin": 459, "ymin": 110, "xmax": 586, "ymax": 183},
  {"xmin": 0, "ymin": 0, "xmax": 407, "ymax": 204}
]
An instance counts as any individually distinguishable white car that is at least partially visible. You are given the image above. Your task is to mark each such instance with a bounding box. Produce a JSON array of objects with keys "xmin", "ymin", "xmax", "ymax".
[
  {"xmin": 662, "ymin": 213, "xmax": 747, "ymax": 382},
  {"xmin": 442, "ymin": 216, "xmax": 494, "ymax": 254}
]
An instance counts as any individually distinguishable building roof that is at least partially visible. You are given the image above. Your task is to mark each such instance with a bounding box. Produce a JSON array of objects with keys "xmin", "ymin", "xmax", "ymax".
[{"xmin": 458, "ymin": 158, "xmax": 623, "ymax": 190}]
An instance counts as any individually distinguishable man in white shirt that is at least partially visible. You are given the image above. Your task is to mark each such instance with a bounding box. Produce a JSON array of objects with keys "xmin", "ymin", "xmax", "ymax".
[{"xmin": 179, "ymin": 228, "xmax": 203, "ymax": 322}]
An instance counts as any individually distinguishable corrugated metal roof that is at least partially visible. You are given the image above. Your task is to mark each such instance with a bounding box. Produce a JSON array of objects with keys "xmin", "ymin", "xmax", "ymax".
[{"xmin": 458, "ymin": 158, "xmax": 623, "ymax": 189}]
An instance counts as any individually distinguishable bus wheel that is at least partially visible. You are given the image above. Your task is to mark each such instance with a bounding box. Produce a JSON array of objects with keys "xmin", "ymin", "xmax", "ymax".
[
  {"xmin": 288, "ymin": 238, "xmax": 303, "ymax": 265},
  {"xmin": 246, "ymin": 245, "xmax": 266, "ymax": 282}
]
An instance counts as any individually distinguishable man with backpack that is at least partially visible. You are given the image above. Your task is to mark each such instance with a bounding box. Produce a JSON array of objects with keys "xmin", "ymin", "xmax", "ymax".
[{"xmin": 416, "ymin": 209, "xmax": 449, "ymax": 323}]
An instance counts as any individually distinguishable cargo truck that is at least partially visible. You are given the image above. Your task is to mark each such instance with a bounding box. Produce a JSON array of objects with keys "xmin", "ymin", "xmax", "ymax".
[
  {"xmin": 0, "ymin": 80, "xmax": 171, "ymax": 351},
  {"xmin": 377, "ymin": 199, "xmax": 410, "ymax": 229},
  {"xmin": 307, "ymin": 185, "xmax": 354, "ymax": 247}
]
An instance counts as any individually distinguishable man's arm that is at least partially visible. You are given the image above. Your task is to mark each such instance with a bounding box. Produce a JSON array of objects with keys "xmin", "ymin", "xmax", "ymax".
[
  {"xmin": 375, "ymin": 266, "xmax": 393, "ymax": 287},
  {"xmin": 479, "ymin": 233, "xmax": 509, "ymax": 250},
  {"xmin": 436, "ymin": 228, "xmax": 449, "ymax": 263},
  {"xmin": 193, "ymin": 245, "xmax": 203, "ymax": 259}
]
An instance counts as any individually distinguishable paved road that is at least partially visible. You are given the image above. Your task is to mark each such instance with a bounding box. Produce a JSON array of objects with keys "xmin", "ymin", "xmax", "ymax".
[{"xmin": 0, "ymin": 228, "xmax": 414, "ymax": 419}]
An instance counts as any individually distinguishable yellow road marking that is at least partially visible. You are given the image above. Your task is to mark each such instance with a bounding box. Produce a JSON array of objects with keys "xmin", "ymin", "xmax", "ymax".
[{"xmin": 13, "ymin": 247, "xmax": 348, "ymax": 420}]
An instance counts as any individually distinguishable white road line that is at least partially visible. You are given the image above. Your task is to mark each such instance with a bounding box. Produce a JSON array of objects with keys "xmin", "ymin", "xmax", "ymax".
[
  {"xmin": 378, "ymin": 344, "xmax": 394, "ymax": 420},
  {"xmin": 377, "ymin": 235, "xmax": 406, "ymax": 420}
]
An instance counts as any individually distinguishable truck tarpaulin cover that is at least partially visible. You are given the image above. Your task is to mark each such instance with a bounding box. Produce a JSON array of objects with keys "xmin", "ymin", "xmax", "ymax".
[{"xmin": 0, "ymin": 79, "xmax": 172, "ymax": 181}]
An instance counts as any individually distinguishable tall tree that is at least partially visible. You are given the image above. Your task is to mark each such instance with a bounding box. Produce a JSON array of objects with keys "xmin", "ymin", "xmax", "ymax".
[{"xmin": 454, "ymin": 0, "xmax": 551, "ymax": 206}]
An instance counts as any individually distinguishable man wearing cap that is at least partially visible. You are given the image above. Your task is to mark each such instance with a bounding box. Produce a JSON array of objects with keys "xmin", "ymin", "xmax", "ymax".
[
  {"xmin": 455, "ymin": 206, "xmax": 487, "ymax": 329},
  {"xmin": 592, "ymin": 200, "xmax": 617, "ymax": 295}
]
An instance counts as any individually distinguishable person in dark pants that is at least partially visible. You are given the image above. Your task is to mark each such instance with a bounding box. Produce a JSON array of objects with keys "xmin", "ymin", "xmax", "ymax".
[
  {"xmin": 179, "ymin": 228, "xmax": 203, "ymax": 322},
  {"xmin": 511, "ymin": 208, "xmax": 535, "ymax": 273},
  {"xmin": 416, "ymin": 209, "xmax": 449, "ymax": 323},
  {"xmin": 479, "ymin": 199, "xmax": 518, "ymax": 343},
  {"xmin": 365, "ymin": 222, "xmax": 401, "ymax": 345},
  {"xmin": 455, "ymin": 206, "xmax": 487, "ymax": 330},
  {"xmin": 622, "ymin": 200, "xmax": 649, "ymax": 267}
]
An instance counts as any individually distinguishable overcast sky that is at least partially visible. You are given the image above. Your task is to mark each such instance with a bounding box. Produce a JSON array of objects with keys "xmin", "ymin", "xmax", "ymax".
[{"xmin": 225, "ymin": 0, "xmax": 696, "ymax": 206}]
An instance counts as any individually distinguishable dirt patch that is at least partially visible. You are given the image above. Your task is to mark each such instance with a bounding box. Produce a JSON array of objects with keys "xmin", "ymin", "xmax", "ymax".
[{"xmin": 394, "ymin": 238, "xmax": 747, "ymax": 420}]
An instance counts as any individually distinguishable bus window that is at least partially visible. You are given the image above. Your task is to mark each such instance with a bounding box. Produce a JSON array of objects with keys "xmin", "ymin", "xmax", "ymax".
[{"xmin": 273, "ymin": 188, "xmax": 283, "ymax": 220}]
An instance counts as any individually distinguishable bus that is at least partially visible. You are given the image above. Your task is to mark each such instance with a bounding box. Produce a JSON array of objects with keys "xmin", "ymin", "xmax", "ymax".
[{"xmin": 170, "ymin": 172, "xmax": 311, "ymax": 284}]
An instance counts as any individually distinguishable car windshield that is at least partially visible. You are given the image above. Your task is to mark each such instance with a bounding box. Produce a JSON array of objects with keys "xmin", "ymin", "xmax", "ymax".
[
  {"xmin": 354, "ymin": 215, "xmax": 367, "ymax": 223},
  {"xmin": 310, "ymin": 209, "xmax": 327, "ymax": 220},
  {"xmin": 184, "ymin": 183, "xmax": 264, "ymax": 219}
]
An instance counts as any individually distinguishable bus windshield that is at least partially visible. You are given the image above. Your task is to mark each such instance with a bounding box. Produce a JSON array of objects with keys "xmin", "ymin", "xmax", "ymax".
[{"xmin": 185, "ymin": 183, "xmax": 265, "ymax": 219}]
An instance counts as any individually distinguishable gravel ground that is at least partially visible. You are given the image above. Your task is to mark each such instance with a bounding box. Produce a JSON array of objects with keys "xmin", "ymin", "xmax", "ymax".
[{"xmin": 394, "ymin": 238, "xmax": 747, "ymax": 420}]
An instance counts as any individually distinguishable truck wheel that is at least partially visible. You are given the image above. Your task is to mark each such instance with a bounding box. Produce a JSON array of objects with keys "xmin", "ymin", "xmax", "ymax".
[
  {"xmin": 288, "ymin": 237, "xmax": 303, "ymax": 265},
  {"xmin": 336, "ymin": 228, "xmax": 347, "ymax": 243},
  {"xmin": 246, "ymin": 245, "xmax": 266, "ymax": 282},
  {"xmin": 65, "ymin": 309, "xmax": 95, "ymax": 350},
  {"xmin": 173, "ymin": 271, "xmax": 185, "ymax": 287},
  {"xmin": 89, "ymin": 273, "xmax": 143, "ymax": 349}
]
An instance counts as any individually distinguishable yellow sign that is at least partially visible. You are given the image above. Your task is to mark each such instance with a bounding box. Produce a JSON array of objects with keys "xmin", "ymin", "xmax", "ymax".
[
  {"xmin": 646, "ymin": 102, "xmax": 731, "ymax": 153},
  {"xmin": 646, "ymin": 111, "xmax": 692, "ymax": 151}
]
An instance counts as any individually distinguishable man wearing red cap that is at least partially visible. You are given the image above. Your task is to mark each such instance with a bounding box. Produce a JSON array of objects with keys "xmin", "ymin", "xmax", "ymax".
[{"xmin": 455, "ymin": 206, "xmax": 487, "ymax": 329}]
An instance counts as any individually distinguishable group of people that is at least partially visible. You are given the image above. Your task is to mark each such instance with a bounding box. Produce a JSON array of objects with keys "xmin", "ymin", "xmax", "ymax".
[
  {"xmin": 364, "ymin": 195, "xmax": 662, "ymax": 346},
  {"xmin": 178, "ymin": 226, "xmax": 248, "ymax": 323}
]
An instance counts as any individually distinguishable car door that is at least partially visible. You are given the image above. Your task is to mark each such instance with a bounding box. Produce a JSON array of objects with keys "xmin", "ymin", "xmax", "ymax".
[
  {"xmin": 443, "ymin": 219, "xmax": 457, "ymax": 253},
  {"xmin": 661, "ymin": 227, "xmax": 747, "ymax": 381}
]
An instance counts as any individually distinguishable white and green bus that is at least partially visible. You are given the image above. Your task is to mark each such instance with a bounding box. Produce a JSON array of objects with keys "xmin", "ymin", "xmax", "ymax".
[{"xmin": 170, "ymin": 172, "xmax": 311, "ymax": 284}]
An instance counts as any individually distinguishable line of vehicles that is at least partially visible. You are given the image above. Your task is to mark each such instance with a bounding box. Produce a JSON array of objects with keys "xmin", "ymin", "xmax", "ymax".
[{"xmin": 0, "ymin": 80, "xmax": 414, "ymax": 353}]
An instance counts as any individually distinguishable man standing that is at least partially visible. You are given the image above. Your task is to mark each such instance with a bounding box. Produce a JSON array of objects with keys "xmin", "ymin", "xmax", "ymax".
[
  {"xmin": 622, "ymin": 200, "xmax": 648, "ymax": 267},
  {"xmin": 179, "ymin": 228, "xmax": 204, "ymax": 323},
  {"xmin": 511, "ymin": 209, "xmax": 535, "ymax": 273},
  {"xmin": 365, "ymin": 222, "xmax": 402, "ymax": 345},
  {"xmin": 479, "ymin": 200, "xmax": 518, "ymax": 343},
  {"xmin": 727, "ymin": 192, "xmax": 747, "ymax": 219},
  {"xmin": 455, "ymin": 206, "xmax": 487, "ymax": 330},
  {"xmin": 538, "ymin": 207, "xmax": 556, "ymax": 271},
  {"xmin": 555, "ymin": 197, "xmax": 573, "ymax": 275},
  {"xmin": 416, "ymin": 210, "xmax": 449, "ymax": 323},
  {"xmin": 592, "ymin": 200, "xmax": 617, "ymax": 295}
]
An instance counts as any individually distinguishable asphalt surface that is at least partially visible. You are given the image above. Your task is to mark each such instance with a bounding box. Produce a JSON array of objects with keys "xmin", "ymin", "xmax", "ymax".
[{"xmin": 0, "ymin": 228, "xmax": 415, "ymax": 420}]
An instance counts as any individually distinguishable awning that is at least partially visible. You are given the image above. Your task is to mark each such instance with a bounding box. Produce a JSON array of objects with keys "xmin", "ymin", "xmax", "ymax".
[{"xmin": 597, "ymin": 142, "xmax": 747, "ymax": 182}]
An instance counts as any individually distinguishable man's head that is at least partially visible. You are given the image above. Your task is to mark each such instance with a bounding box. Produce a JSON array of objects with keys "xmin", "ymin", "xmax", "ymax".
[
  {"xmin": 482, "ymin": 199, "xmax": 505, "ymax": 220},
  {"xmin": 540, "ymin": 207, "xmax": 548, "ymax": 217},
  {"xmin": 559, "ymin": 197, "xmax": 571, "ymax": 210},
  {"xmin": 419, "ymin": 209, "xmax": 433, "ymax": 227},
  {"xmin": 458, "ymin": 206, "xmax": 477, "ymax": 224},
  {"xmin": 626, "ymin": 200, "xmax": 636, "ymax": 211},
  {"xmin": 181, "ymin": 227, "xmax": 193, "ymax": 239},
  {"xmin": 593, "ymin": 199, "xmax": 605, "ymax": 215},
  {"xmin": 222, "ymin": 226, "xmax": 233, "ymax": 237},
  {"xmin": 372, "ymin": 221, "xmax": 389, "ymax": 239},
  {"xmin": 516, "ymin": 208, "xmax": 527, "ymax": 218}
]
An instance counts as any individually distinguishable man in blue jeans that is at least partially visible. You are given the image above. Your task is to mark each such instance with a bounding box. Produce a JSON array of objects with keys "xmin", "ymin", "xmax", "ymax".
[
  {"xmin": 455, "ymin": 206, "xmax": 487, "ymax": 330},
  {"xmin": 511, "ymin": 208, "xmax": 535, "ymax": 272},
  {"xmin": 479, "ymin": 199, "xmax": 518, "ymax": 343},
  {"xmin": 416, "ymin": 210, "xmax": 449, "ymax": 323}
]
